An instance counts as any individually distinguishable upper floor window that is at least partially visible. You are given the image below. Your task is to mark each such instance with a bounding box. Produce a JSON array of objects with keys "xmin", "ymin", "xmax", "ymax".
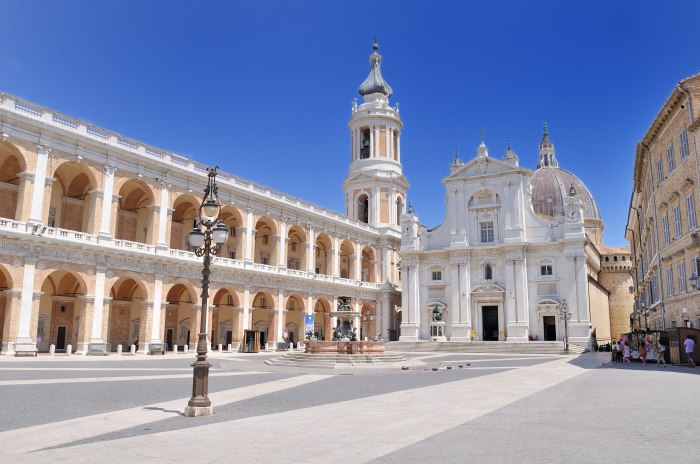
[
  {"xmin": 360, "ymin": 128, "xmax": 371, "ymax": 159},
  {"xmin": 667, "ymin": 143, "xmax": 676, "ymax": 172},
  {"xmin": 680, "ymin": 128, "xmax": 689, "ymax": 159},
  {"xmin": 540, "ymin": 264, "xmax": 553, "ymax": 276},
  {"xmin": 666, "ymin": 267, "xmax": 674, "ymax": 297},
  {"xmin": 431, "ymin": 270, "xmax": 442, "ymax": 281},
  {"xmin": 662, "ymin": 214, "xmax": 670, "ymax": 245},
  {"xmin": 484, "ymin": 263, "xmax": 493, "ymax": 280},
  {"xmin": 657, "ymin": 159, "xmax": 664, "ymax": 185},
  {"xmin": 687, "ymin": 194, "xmax": 697, "ymax": 230},
  {"xmin": 674, "ymin": 205, "xmax": 682, "ymax": 238},
  {"xmin": 679, "ymin": 261, "xmax": 687, "ymax": 293},
  {"xmin": 480, "ymin": 221, "xmax": 494, "ymax": 243}
]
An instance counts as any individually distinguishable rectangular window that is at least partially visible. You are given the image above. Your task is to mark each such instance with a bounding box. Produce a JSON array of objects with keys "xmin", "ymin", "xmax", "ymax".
[
  {"xmin": 480, "ymin": 221, "xmax": 494, "ymax": 243},
  {"xmin": 262, "ymin": 235, "xmax": 269, "ymax": 245},
  {"xmin": 680, "ymin": 128, "xmax": 689, "ymax": 159},
  {"xmin": 657, "ymin": 159, "xmax": 664, "ymax": 184},
  {"xmin": 693, "ymin": 257, "xmax": 700, "ymax": 289},
  {"xmin": 226, "ymin": 294, "xmax": 234, "ymax": 305},
  {"xmin": 261, "ymin": 254, "xmax": 269, "ymax": 265},
  {"xmin": 291, "ymin": 242, "xmax": 297, "ymax": 252},
  {"xmin": 229, "ymin": 227, "xmax": 236, "ymax": 237},
  {"xmin": 667, "ymin": 143, "xmax": 676, "ymax": 171},
  {"xmin": 431, "ymin": 271, "xmax": 442, "ymax": 281},
  {"xmin": 662, "ymin": 214, "xmax": 670, "ymax": 245},
  {"xmin": 229, "ymin": 251, "xmax": 236, "ymax": 260},
  {"xmin": 650, "ymin": 276, "xmax": 658, "ymax": 303},
  {"xmin": 687, "ymin": 194, "xmax": 697, "ymax": 230},
  {"xmin": 666, "ymin": 267, "xmax": 674, "ymax": 297},
  {"xmin": 540, "ymin": 265, "xmax": 553, "ymax": 276},
  {"xmin": 679, "ymin": 261, "xmax": 687, "ymax": 293},
  {"xmin": 674, "ymin": 205, "xmax": 682, "ymax": 238}
]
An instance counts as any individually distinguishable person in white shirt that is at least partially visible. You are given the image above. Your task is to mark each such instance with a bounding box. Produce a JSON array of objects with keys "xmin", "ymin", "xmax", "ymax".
[
  {"xmin": 655, "ymin": 341, "xmax": 667, "ymax": 367},
  {"xmin": 684, "ymin": 335, "xmax": 696, "ymax": 368}
]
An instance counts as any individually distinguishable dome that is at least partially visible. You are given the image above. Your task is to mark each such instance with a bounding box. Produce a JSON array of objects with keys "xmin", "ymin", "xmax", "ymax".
[
  {"xmin": 531, "ymin": 167, "xmax": 601, "ymax": 220},
  {"xmin": 358, "ymin": 41, "xmax": 393, "ymax": 98}
]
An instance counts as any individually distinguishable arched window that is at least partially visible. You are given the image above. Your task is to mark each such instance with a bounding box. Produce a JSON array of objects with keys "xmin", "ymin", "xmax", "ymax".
[
  {"xmin": 360, "ymin": 129, "xmax": 371, "ymax": 159},
  {"xmin": 484, "ymin": 264, "xmax": 493, "ymax": 280},
  {"xmin": 357, "ymin": 194, "xmax": 369, "ymax": 224}
]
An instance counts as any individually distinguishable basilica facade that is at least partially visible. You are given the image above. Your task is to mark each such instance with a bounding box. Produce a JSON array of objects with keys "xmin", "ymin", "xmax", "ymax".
[{"xmin": 0, "ymin": 43, "xmax": 630, "ymax": 355}]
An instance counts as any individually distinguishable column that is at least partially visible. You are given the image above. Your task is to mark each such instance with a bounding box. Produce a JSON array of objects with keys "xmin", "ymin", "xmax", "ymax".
[
  {"xmin": 355, "ymin": 129, "xmax": 360, "ymax": 161},
  {"xmin": 355, "ymin": 243, "xmax": 362, "ymax": 280},
  {"xmin": 90, "ymin": 267, "xmax": 107, "ymax": 343},
  {"xmin": 515, "ymin": 257, "xmax": 529, "ymax": 336},
  {"xmin": 242, "ymin": 286, "xmax": 251, "ymax": 331},
  {"xmin": 306, "ymin": 294, "xmax": 314, "ymax": 339},
  {"xmin": 156, "ymin": 180, "xmax": 171, "ymax": 248},
  {"xmin": 245, "ymin": 207, "xmax": 255, "ymax": 262},
  {"xmin": 399, "ymin": 261, "xmax": 420, "ymax": 341},
  {"xmin": 505, "ymin": 257, "xmax": 517, "ymax": 326},
  {"xmin": 28, "ymin": 145, "xmax": 51, "ymax": 224},
  {"xmin": 374, "ymin": 126, "xmax": 380, "ymax": 157},
  {"xmin": 98, "ymin": 165, "xmax": 118, "ymax": 239},
  {"xmin": 369, "ymin": 126, "xmax": 374, "ymax": 158},
  {"xmin": 373, "ymin": 187, "xmax": 380, "ymax": 224},
  {"xmin": 16, "ymin": 259, "xmax": 37, "ymax": 346},
  {"xmin": 276, "ymin": 288, "xmax": 285, "ymax": 343},
  {"xmin": 1, "ymin": 290, "xmax": 22, "ymax": 355},
  {"xmin": 149, "ymin": 274, "xmax": 164, "ymax": 345},
  {"xmin": 278, "ymin": 218, "xmax": 287, "ymax": 268},
  {"xmin": 396, "ymin": 133, "xmax": 401, "ymax": 162},
  {"xmin": 353, "ymin": 300, "xmax": 361, "ymax": 336},
  {"xmin": 381, "ymin": 246, "xmax": 390, "ymax": 282},
  {"xmin": 388, "ymin": 128, "xmax": 394, "ymax": 160},
  {"xmin": 307, "ymin": 226, "xmax": 316, "ymax": 273},
  {"xmin": 332, "ymin": 236, "xmax": 340, "ymax": 277}
]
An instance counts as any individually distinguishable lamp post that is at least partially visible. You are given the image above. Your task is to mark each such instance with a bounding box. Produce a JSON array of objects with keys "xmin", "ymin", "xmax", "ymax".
[
  {"xmin": 559, "ymin": 299, "xmax": 571, "ymax": 353},
  {"xmin": 640, "ymin": 300, "xmax": 647, "ymax": 331},
  {"xmin": 184, "ymin": 166, "xmax": 229, "ymax": 417}
]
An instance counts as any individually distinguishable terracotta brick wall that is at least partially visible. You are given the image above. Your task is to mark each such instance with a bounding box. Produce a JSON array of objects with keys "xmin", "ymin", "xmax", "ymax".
[
  {"xmin": 61, "ymin": 201, "xmax": 84, "ymax": 231},
  {"xmin": 0, "ymin": 187, "xmax": 17, "ymax": 219}
]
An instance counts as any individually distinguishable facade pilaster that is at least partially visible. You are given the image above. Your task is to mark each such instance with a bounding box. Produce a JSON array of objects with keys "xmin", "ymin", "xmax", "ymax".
[
  {"xmin": 355, "ymin": 243, "xmax": 362, "ymax": 280},
  {"xmin": 28, "ymin": 145, "xmax": 51, "ymax": 224},
  {"xmin": 278, "ymin": 218, "xmax": 287, "ymax": 268},
  {"xmin": 156, "ymin": 180, "xmax": 171, "ymax": 249},
  {"xmin": 98, "ymin": 164, "xmax": 118, "ymax": 239},
  {"xmin": 307, "ymin": 226, "xmax": 315, "ymax": 273},
  {"xmin": 75, "ymin": 296, "xmax": 94, "ymax": 354},
  {"xmin": 399, "ymin": 258, "xmax": 420, "ymax": 340},
  {"xmin": 242, "ymin": 286, "xmax": 251, "ymax": 331},
  {"xmin": 245, "ymin": 207, "xmax": 255, "ymax": 262},
  {"xmin": 332, "ymin": 236, "xmax": 340, "ymax": 277},
  {"xmin": 149, "ymin": 274, "xmax": 164, "ymax": 346},
  {"xmin": 1, "ymin": 290, "xmax": 22, "ymax": 355},
  {"xmin": 89, "ymin": 267, "xmax": 107, "ymax": 343}
]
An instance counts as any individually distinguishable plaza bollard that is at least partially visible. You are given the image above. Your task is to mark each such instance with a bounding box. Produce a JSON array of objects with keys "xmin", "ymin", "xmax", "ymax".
[
  {"xmin": 227, "ymin": 343, "xmax": 232, "ymax": 352},
  {"xmin": 116, "ymin": 344, "xmax": 122, "ymax": 354},
  {"xmin": 49, "ymin": 344, "xmax": 55, "ymax": 356},
  {"xmin": 173, "ymin": 344, "xmax": 178, "ymax": 353},
  {"xmin": 66, "ymin": 344, "xmax": 72, "ymax": 356},
  {"xmin": 130, "ymin": 344, "xmax": 136, "ymax": 355},
  {"xmin": 218, "ymin": 344, "xmax": 223, "ymax": 352},
  {"xmin": 184, "ymin": 344, "xmax": 189, "ymax": 354}
]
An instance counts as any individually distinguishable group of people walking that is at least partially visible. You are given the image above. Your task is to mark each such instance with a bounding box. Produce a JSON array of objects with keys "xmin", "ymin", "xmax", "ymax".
[{"xmin": 610, "ymin": 335, "xmax": 696, "ymax": 368}]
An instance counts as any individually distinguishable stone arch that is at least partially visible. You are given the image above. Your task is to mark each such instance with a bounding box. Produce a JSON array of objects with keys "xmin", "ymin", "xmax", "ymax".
[
  {"xmin": 314, "ymin": 232, "xmax": 332, "ymax": 275},
  {"xmin": 251, "ymin": 290, "xmax": 275, "ymax": 348},
  {"xmin": 219, "ymin": 206, "xmax": 245, "ymax": 261},
  {"xmin": 170, "ymin": 194, "xmax": 200, "ymax": 251},
  {"xmin": 0, "ymin": 141, "xmax": 26, "ymax": 221},
  {"xmin": 50, "ymin": 161, "xmax": 98, "ymax": 232},
  {"xmin": 211, "ymin": 287, "xmax": 240, "ymax": 348},
  {"xmin": 314, "ymin": 297, "xmax": 332, "ymax": 340},
  {"xmin": 37, "ymin": 269, "xmax": 88, "ymax": 353},
  {"xmin": 339, "ymin": 239, "xmax": 355, "ymax": 279},
  {"xmin": 361, "ymin": 246, "xmax": 377, "ymax": 282},
  {"xmin": 286, "ymin": 225, "xmax": 307, "ymax": 270},
  {"xmin": 254, "ymin": 216, "xmax": 278, "ymax": 266},
  {"xmin": 107, "ymin": 276, "xmax": 148, "ymax": 351},
  {"xmin": 164, "ymin": 282, "xmax": 198, "ymax": 349},
  {"xmin": 284, "ymin": 293, "xmax": 306, "ymax": 345},
  {"xmin": 354, "ymin": 191, "xmax": 371, "ymax": 224},
  {"xmin": 0, "ymin": 264, "xmax": 14, "ymax": 351},
  {"xmin": 116, "ymin": 179, "xmax": 156, "ymax": 245},
  {"xmin": 360, "ymin": 300, "xmax": 377, "ymax": 340}
]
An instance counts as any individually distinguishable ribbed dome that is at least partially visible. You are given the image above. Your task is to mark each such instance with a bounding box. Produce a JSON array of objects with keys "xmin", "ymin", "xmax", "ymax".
[
  {"xmin": 531, "ymin": 167, "xmax": 601, "ymax": 220},
  {"xmin": 358, "ymin": 41, "xmax": 393, "ymax": 98}
]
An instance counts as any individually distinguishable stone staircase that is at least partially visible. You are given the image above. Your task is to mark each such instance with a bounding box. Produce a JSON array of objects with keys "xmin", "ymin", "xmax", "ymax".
[
  {"xmin": 385, "ymin": 341, "xmax": 588, "ymax": 355},
  {"xmin": 264, "ymin": 351, "xmax": 408, "ymax": 368}
]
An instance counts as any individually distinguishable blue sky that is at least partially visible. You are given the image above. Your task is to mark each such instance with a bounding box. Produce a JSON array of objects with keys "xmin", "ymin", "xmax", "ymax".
[{"xmin": 2, "ymin": 1, "xmax": 700, "ymax": 246}]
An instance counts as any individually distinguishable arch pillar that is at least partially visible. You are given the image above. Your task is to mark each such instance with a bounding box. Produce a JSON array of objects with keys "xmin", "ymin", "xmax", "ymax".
[
  {"xmin": 242, "ymin": 286, "xmax": 251, "ymax": 331},
  {"xmin": 89, "ymin": 268, "xmax": 107, "ymax": 344},
  {"xmin": 276, "ymin": 288, "xmax": 285, "ymax": 344},
  {"xmin": 98, "ymin": 165, "xmax": 117, "ymax": 239},
  {"xmin": 245, "ymin": 207, "xmax": 254, "ymax": 262},
  {"xmin": 278, "ymin": 219, "xmax": 287, "ymax": 268},
  {"xmin": 75, "ymin": 296, "xmax": 95, "ymax": 354},
  {"xmin": 1, "ymin": 290, "xmax": 21, "ymax": 355},
  {"xmin": 16, "ymin": 171, "xmax": 34, "ymax": 222},
  {"xmin": 332, "ymin": 237, "xmax": 340, "ymax": 277},
  {"xmin": 28, "ymin": 145, "xmax": 51, "ymax": 224},
  {"xmin": 156, "ymin": 180, "xmax": 171, "ymax": 250},
  {"xmin": 149, "ymin": 275, "xmax": 164, "ymax": 346}
]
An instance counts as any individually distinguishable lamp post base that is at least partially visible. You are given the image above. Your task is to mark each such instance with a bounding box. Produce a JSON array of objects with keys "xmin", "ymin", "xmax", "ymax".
[{"xmin": 184, "ymin": 405, "xmax": 213, "ymax": 417}]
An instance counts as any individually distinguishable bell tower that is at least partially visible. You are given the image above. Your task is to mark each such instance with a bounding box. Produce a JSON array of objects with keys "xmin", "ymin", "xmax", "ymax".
[{"xmin": 343, "ymin": 40, "xmax": 408, "ymax": 229}]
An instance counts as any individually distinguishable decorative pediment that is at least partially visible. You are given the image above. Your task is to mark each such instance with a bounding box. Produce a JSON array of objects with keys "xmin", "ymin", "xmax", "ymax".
[
  {"xmin": 445, "ymin": 156, "xmax": 525, "ymax": 181},
  {"xmin": 536, "ymin": 298, "xmax": 560, "ymax": 313},
  {"xmin": 471, "ymin": 280, "xmax": 505, "ymax": 294}
]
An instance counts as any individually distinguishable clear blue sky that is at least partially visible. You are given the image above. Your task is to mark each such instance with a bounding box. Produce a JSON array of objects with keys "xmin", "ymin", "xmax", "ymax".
[{"xmin": 3, "ymin": 1, "xmax": 700, "ymax": 246}]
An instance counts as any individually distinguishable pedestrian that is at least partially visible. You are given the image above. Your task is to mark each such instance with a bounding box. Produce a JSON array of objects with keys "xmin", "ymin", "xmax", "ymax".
[
  {"xmin": 617, "ymin": 341, "xmax": 624, "ymax": 363},
  {"xmin": 684, "ymin": 335, "xmax": 696, "ymax": 368},
  {"xmin": 611, "ymin": 342, "xmax": 617, "ymax": 363},
  {"xmin": 623, "ymin": 341, "xmax": 632, "ymax": 364},
  {"xmin": 656, "ymin": 341, "xmax": 667, "ymax": 367},
  {"xmin": 639, "ymin": 343, "xmax": 647, "ymax": 366}
]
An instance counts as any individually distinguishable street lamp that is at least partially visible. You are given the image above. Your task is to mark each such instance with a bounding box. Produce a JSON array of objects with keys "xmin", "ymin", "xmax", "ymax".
[
  {"xmin": 559, "ymin": 299, "xmax": 571, "ymax": 353},
  {"xmin": 689, "ymin": 272, "xmax": 699, "ymax": 291},
  {"xmin": 640, "ymin": 300, "xmax": 647, "ymax": 331},
  {"xmin": 184, "ymin": 166, "xmax": 228, "ymax": 417}
]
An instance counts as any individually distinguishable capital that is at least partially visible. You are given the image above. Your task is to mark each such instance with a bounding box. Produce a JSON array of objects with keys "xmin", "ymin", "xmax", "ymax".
[{"xmin": 103, "ymin": 164, "xmax": 118, "ymax": 175}]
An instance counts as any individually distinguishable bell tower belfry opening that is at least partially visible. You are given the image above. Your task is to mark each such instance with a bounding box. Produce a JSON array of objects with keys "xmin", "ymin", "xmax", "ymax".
[{"xmin": 344, "ymin": 40, "xmax": 409, "ymax": 229}]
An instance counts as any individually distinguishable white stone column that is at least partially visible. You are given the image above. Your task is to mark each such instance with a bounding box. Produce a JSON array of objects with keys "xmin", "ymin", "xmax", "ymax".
[
  {"xmin": 17, "ymin": 259, "xmax": 37, "ymax": 344},
  {"xmin": 98, "ymin": 165, "xmax": 118, "ymax": 239},
  {"xmin": 505, "ymin": 257, "xmax": 517, "ymax": 326},
  {"xmin": 462, "ymin": 260, "xmax": 472, "ymax": 331},
  {"xmin": 388, "ymin": 128, "xmax": 394, "ymax": 160},
  {"xmin": 245, "ymin": 207, "xmax": 255, "ymax": 262},
  {"xmin": 156, "ymin": 180, "xmax": 171, "ymax": 248},
  {"xmin": 307, "ymin": 226, "xmax": 316, "ymax": 273},
  {"xmin": 28, "ymin": 145, "xmax": 51, "ymax": 224},
  {"xmin": 374, "ymin": 126, "xmax": 380, "ymax": 157},
  {"xmin": 149, "ymin": 274, "xmax": 164, "ymax": 344},
  {"xmin": 276, "ymin": 288, "xmax": 285, "ymax": 343},
  {"xmin": 382, "ymin": 246, "xmax": 391, "ymax": 282},
  {"xmin": 399, "ymin": 261, "xmax": 420, "ymax": 341},
  {"xmin": 515, "ymin": 257, "xmax": 529, "ymax": 330},
  {"xmin": 373, "ymin": 187, "xmax": 380, "ymax": 224},
  {"xmin": 396, "ymin": 133, "xmax": 401, "ymax": 163},
  {"xmin": 369, "ymin": 125, "xmax": 374, "ymax": 158},
  {"xmin": 278, "ymin": 218, "xmax": 287, "ymax": 268},
  {"xmin": 381, "ymin": 293, "xmax": 390, "ymax": 339},
  {"xmin": 90, "ymin": 267, "xmax": 107, "ymax": 343},
  {"xmin": 355, "ymin": 243, "xmax": 362, "ymax": 280},
  {"xmin": 242, "ymin": 286, "xmax": 251, "ymax": 331},
  {"xmin": 332, "ymin": 236, "xmax": 340, "ymax": 277},
  {"xmin": 354, "ymin": 129, "xmax": 360, "ymax": 161}
]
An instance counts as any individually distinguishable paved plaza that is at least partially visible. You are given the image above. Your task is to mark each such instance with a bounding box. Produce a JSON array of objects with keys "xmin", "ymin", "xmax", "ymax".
[{"xmin": 1, "ymin": 350, "xmax": 698, "ymax": 463}]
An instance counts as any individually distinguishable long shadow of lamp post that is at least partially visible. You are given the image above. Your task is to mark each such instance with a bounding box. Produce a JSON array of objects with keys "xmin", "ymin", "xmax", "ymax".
[
  {"xmin": 558, "ymin": 299, "xmax": 571, "ymax": 353},
  {"xmin": 184, "ymin": 166, "xmax": 229, "ymax": 417}
]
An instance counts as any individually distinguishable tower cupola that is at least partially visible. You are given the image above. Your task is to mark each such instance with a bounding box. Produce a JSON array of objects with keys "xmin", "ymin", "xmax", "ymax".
[
  {"xmin": 358, "ymin": 40, "xmax": 393, "ymax": 99},
  {"xmin": 537, "ymin": 122, "xmax": 559, "ymax": 168}
]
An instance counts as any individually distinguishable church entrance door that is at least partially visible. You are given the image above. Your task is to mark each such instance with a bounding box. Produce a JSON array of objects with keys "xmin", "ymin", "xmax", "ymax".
[
  {"xmin": 482, "ymin": 306, "xmax": 499, "ymax": 341},
  {"xmin": 543, "ymin": 316, "xmax": 556, "ymax": 341}
]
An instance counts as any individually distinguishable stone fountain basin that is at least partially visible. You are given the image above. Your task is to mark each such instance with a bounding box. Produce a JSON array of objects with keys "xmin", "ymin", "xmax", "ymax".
[{"xmin": 305, "ymin": 340, "xmax": 385, "ymax": 354}]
